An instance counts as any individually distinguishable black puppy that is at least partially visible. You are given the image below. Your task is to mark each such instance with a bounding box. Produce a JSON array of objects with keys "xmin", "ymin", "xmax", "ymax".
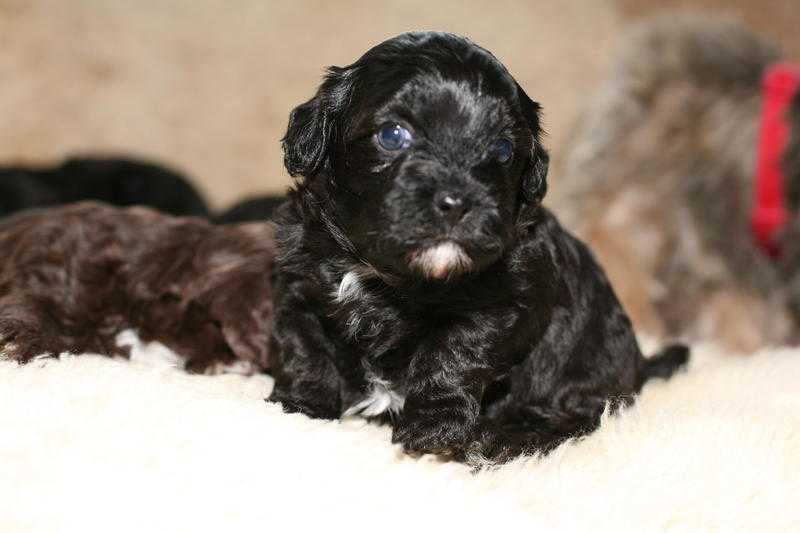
[
  {"xmin": 267, "ymin": 32, "xmax": 688, "ymax": 462},
  {"xmin": 0, "ymin": 155, "xmax": 290, "ymax": 223},
  {"xmin": 0, "ymin": 156, "xmax": 210, "ymax": 218}
]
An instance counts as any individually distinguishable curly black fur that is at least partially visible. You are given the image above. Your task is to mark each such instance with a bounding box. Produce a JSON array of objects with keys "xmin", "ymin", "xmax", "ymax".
[
  {"xmin": 0, "ymin": 156, "xmax": 210, "ymax": 218},
  {"xmin": 266, "ymin": 32, "xmax": 688, "ymax": 462}
]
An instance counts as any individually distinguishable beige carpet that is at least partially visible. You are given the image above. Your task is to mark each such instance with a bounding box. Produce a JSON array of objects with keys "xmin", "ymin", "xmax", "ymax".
[{"xmin": 2, "ymin": 334, "xmax": 799, "ymax": 531}]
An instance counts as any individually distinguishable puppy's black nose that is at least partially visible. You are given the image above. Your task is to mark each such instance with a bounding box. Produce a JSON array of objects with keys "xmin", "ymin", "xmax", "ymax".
[{"xmin": 434, "ymin": 192, "xmax": 468, "ymax": 224}]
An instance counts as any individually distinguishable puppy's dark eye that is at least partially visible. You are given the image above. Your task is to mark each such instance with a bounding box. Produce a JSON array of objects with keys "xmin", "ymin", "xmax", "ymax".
[
  {"xmin": 377, "ymin": 124, "xmax": 412, "ymax": 151},
  {"xmin": 490, "ymin": 138, "xmax": 514, "ymax": 164}
]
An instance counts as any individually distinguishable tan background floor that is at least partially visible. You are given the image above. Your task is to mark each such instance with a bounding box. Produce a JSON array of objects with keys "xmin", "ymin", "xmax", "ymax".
[{"xmin": 1, "ymin": 0, "xmax": 797, "ymax": 209}]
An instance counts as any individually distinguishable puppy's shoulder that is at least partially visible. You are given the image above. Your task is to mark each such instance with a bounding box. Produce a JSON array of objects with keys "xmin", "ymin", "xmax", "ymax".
[
  {"xmin": 514, "ymin": 205, "xmax": 570, "ymax": 251},
  {"xmin": 511, "ymin": 205, "xmax": 598, "ymax": 273}
]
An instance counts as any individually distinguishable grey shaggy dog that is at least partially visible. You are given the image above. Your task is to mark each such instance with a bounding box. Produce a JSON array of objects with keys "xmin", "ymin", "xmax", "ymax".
[{"xmin": 557, "ymin": 14, "xmax": 800, "ymax": 352}]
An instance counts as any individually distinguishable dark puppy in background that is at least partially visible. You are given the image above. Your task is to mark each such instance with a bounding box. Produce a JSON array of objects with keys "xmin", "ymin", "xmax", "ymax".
[
  {"xmin": 0, "ymin": 156, "xmax": 210, "ymax": 218},
  {"xmin": 0, "ymin": 155, "xmax": 287, "ymax": 224},
  {"xmin": 0, "ymin": 202, "xmax": 274, "ymax": 373},
  {"xmin": 557, "ymin": 15, "xmax": 800, "ymax": 352},
  {"xmin": 267, "ymin": 31, "xmax": 687, "ymax": 461}
]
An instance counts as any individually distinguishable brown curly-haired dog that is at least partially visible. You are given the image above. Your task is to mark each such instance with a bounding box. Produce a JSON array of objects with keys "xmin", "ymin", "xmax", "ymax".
[
  {"xmin": 557, "ymin": 14, "xmax": 800, "ymax": 352},
  {"xmin": 0, "ymin": 202, "xmax": 273, "ymax": 372}
]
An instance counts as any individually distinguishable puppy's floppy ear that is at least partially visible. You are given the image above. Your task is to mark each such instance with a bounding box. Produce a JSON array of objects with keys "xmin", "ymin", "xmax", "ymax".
[
  {"xmin": 516, "ymin": 82, "xmax": 549, "ymax": 204},
  {"xmin": 282, "ymin": 66, "xmax": 359, "ymax": 178}
]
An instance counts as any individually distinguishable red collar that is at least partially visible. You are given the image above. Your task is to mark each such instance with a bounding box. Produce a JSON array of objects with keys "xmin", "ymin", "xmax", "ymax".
[{"xmin": 751, "ymin": 63, "xmax": 800, "ymax": 258}]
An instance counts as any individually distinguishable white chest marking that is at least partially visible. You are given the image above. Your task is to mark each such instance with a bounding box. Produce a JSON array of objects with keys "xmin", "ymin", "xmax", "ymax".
[
  {"xmin": 343, "ymin": 376, "xmax": 405, "ymax": 418},
  {"xmin": 334, "ymin": 265, "xmax": 379, "ymax": 304},
  {"xmin": 336, "ymin": 271, "xmax": 363, "ymax": 303}
]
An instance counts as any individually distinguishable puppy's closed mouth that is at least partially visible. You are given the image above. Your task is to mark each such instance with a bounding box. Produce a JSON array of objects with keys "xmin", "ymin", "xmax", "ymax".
[{"xmin": 407, "ymin": 241, "xmax": 473, "ymax": 280}]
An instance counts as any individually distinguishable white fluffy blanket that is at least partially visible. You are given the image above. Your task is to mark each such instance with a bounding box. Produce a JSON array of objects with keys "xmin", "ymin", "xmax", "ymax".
[{"xmin": 2, "ymin": 334, "xmax": 799, "ymax": 532}]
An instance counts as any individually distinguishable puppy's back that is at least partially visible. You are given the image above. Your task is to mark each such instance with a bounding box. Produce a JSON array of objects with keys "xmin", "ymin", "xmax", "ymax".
[
  {"xmin": 554, "ymin": 14, "xmax": 790, "ymax": 349},
  {"xmin": 0, "ymin": 202, "xmax": 275, "ymax": 371}
]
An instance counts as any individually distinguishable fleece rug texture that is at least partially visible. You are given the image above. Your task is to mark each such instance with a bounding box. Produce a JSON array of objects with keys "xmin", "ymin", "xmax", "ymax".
[{"xmin": 2, "ymin": 333, "xmax": 799, "ymax": 532}]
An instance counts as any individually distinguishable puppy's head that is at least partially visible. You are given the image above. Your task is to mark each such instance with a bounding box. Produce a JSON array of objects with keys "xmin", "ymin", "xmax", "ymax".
[{"xmin": 283, "ymin": 32, "xmax": 548, "ymax": 281}]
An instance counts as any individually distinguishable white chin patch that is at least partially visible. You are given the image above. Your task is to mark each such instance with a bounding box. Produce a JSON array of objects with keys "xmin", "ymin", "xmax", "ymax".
[{"xmin": 409, "ymin": 242, "xmax": 473, "ymax": 280}]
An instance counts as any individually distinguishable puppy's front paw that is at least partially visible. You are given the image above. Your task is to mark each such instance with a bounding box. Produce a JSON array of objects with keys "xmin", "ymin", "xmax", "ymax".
[
  {"xmin": 267, "ymin": 389, "xmax": 340, "ymax": 420},
  {"xmin": 391, "ymin": 410, "xmax": 475, "ymax": 456}
]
